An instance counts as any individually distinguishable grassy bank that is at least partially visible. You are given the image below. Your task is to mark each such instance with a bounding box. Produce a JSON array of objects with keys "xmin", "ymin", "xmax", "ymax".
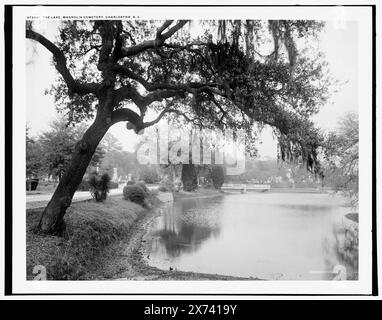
[
  {"xmin": 27, "ymin": 190, "xmax": 255, "ymax": 281},
  {"xmin": 26, "ymin": 196, "xmax": 145, "ymax": 280}
]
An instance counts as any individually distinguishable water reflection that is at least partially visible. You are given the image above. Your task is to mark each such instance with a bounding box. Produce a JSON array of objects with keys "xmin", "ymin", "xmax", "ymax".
[
  {"xmin": 147, "ymin": 193, "xmax": 358, "ymax": 280},
  {"xmin": 278, "ymin": 204, "xmax": 335, "ymax": 211},
  {"xmin": 322, "ymin": 220, "xmax": 359, "ymax": 280},
  {"xmin": 150, "ymin": 197, "xmax": 222, "ymax": 257}
]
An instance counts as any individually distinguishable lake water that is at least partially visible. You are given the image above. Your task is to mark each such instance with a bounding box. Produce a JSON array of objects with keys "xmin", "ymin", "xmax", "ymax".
[{"xmin": 146, "ymin": 192, "xmax": 358, "ymax": 280}]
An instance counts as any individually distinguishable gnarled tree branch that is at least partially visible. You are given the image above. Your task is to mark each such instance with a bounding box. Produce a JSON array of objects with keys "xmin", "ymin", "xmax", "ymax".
[
  {"xmin": 114, "ymin": 84, "xmax": 187, "ymax": 115},
  {"xmin": 114, "ymin": 85, "xmax": 147, "ymax": 112},
  {"xmin": 26, "ymin": 29, "xmax": 100, "ymax": 95},
  {"xmin": 110, "ymin": 108, "xmax": 143, "ymax": 132},
  {"xmin": 143, "ymin": 107, "xmax": 171, "ymax": 128},
  {"xmin": 113, "ymin": 64, "xmax": 216, "ymax": 93},
  {"xmin": 143, "ymin": 107, "xmax": 201, "ymax": 128},
  {"xmin": 120, "ymin": 20, "xmax": 189, "ymax": 58}
]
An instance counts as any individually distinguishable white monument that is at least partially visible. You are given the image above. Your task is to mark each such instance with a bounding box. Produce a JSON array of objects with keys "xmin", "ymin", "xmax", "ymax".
[{"xmin": 112, "ymin": 167, "xmax": 118, "ymax": 182}]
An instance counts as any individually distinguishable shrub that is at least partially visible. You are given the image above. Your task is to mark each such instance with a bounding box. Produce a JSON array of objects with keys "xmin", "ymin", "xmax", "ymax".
[
  {"xmin": 88, "ymin": 174, "xmax": 100, "ymax": 201},
  {"xmin": 88, "ymin": 172, "xmax": 111, "ymax": 202},
  {"xmin": 181, "ymin": 164, "xmax": 198, "ymax": 191},
  {"xmin": 99, "ymin": 173, "xmax": 111, "ymax": 198},
  {"xmin": 136, "ymin": 181, "xmax": 149, "ymax": 194},
  {"xmin": 211, "ymin": 165, "xmax": 225, "ymax": 189},
  {"xmin": 123, "ymin": 185, "xmax": 146, "ymax": 206}
]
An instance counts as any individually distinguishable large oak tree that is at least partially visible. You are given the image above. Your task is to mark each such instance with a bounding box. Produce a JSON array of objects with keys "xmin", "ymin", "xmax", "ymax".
[{"xmin": 27, "ymin": 19, "xmax": 330, "ymax": 235}]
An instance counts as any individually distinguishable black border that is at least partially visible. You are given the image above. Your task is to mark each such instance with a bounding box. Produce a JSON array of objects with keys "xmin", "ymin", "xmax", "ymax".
[
  {"xmin": 4, "ymin": 3, "xmax": 378, "ymax": 297},
  {"xmin": 4, "ymin": 4, "xmax": 13, "ymax": 296},
  {"xmin": 371, "ymin": 4, "xmax": 378, "ymax": 297}
]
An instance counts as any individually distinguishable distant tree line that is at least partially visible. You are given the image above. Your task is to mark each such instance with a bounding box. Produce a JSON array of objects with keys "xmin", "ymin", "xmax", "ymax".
[
  {"xmin": 26, "ymin": 117, "xmax": 136, "ymax": 182},
  {"xmin": 322, "ymin": 113, "xmax": 359, "ymax": 206}
]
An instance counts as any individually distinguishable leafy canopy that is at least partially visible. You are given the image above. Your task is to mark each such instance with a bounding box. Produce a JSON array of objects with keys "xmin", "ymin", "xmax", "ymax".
[
  {"xmin": 27, "ymin": 19, "xmax": 332, "ymax": 172},
  {"xmin": 37, "ymin": 118, "xmax": 104, "ymax": 179}
]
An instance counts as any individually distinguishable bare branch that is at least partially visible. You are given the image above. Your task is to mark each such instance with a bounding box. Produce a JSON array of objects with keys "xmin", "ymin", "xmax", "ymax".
[
  {"xmin": 160, "ymin": 20, "xmax": 189, "ymax": 39},
  {"xmin": 26, "ymin": 29, "xmax": 100, "ymax": 95},
  {"xmin": 166, "ymin": 109, "xmax": 202, "ymax": 126},
  {"xmin": 143, "ymin": 107, "xmax": 201, "ymax": 129},
  {"xmin": 156, "ymin": 20, "xmax": 174, "ymax": 37},
  {"xmin": 143, "ymin": 108, "xmax": 171, "ymax": 128},
  {"xmin": 84, "ymin": 45, "xmax": 102, "ymax": 55},
  {"xmin": 120, "ymin": 20, "xmax": 189, "ymax": 58}
]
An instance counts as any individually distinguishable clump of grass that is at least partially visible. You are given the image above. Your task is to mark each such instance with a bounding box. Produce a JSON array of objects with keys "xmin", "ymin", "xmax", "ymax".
[{"xmin": 26, "ymin": 197, "xmax": 144, "ymax": 280}]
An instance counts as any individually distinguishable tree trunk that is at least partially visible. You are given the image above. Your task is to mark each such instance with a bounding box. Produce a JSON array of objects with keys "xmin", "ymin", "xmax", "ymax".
[
  {"xmin": 37, "ymin": 114, "xmax": 110, "ymax": 235},
  {"xmin": 181, "ymin": 164, "xmax": 198, "ymax": 191}
]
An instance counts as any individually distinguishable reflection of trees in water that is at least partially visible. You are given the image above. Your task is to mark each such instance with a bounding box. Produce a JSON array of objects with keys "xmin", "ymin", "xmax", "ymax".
[
  {"xmin": 154, "ymin": 199, "xmax": 221, "ymax": 257},
  {"xmin": 278, "ymin": 204, "xmax": 333, "ymax": 212},
  {"xmin": 322, "ymin": 220, "xmax": 358, "ymax": 280}
]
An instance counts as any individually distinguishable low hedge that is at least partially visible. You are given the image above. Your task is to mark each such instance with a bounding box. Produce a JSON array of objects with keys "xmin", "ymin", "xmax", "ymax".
[
  {"xmin": 123, "ymin": 185, "xmax": 146, "ymax": 206},
  {"xmin": 135, "ymin": 181, "xmax": 149, "ymax": 193}
]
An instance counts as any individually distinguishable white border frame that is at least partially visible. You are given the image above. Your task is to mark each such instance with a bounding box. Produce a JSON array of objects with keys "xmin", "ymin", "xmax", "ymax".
[{"xmin": 11, "ymin": 4, "xmax": 373, "ymax": 295}]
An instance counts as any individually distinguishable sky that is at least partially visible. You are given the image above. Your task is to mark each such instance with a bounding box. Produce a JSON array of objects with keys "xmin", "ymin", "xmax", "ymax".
[{"xmin": 26, "ymin": 20, "xmax": 358, "ymax": 159}]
